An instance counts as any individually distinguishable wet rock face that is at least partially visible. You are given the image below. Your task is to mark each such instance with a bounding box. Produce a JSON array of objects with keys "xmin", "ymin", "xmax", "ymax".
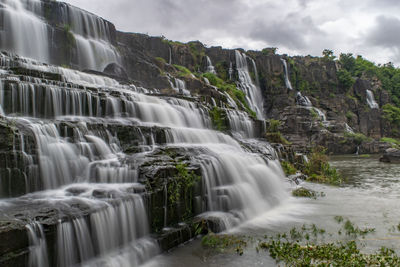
[{"xmin": 380, "ymin": 148, "xmax": 400, "ymax": 163}]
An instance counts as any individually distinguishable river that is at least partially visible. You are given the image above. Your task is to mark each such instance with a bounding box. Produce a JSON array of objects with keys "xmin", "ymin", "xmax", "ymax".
[{"xmin": 144, "ymin": 155, "xmax": 400, "ymax": 266}]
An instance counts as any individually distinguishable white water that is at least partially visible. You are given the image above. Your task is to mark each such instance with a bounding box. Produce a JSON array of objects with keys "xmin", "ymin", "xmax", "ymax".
[
  {"xmin": 0, "ymin": 25, "xmax": 289, "ymax": 267},
  {"xmin": 26, "ymin": 222, "xmax": 49, "ymax": 267},
  {"xmin": 235, "ymin": 50, "xmax": 264, "ymax": 119},
  {"xmin": 296, "ymin": 91, "xmax": 328, "ymax": 124},
  {"xmin": 0, "ymin": 0, "xmax": 120, "ymax": 71},
  {"xmin": 0, "ymin": 0, "xmax": 49, "ymax": 62},
  {"xmin": 281, "ymin": 59, "xmax": 293, "ymax": 90},
  {"xmin": 205, "ymin": 56, "xmax": 216, "ymax": 74},
  {"xmin": 366, "ymin": 89, "xmax": 379, "ymax": 109}
]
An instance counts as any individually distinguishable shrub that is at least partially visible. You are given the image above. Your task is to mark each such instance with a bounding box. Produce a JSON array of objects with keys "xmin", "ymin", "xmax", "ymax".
[
  {"xmin": 281, "ymin": 161, "xmax": 297, "ymax": 175},
  {"xmin": 303, "ymin": 146, "xmax": 342, "ymax": 186}
]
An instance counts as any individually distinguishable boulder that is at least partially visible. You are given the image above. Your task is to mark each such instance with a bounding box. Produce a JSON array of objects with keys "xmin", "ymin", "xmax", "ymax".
[{"xmin": 380, "ymin": 148, "xmax": 400, "ymax": 163}]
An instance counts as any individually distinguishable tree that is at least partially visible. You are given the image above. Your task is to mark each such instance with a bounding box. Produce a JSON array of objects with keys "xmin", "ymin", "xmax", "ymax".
[
  {"xmin": 339, "ymin": 53, "xmax": 356, "ymax": 74},
  {"xmin": 337, "ymin": 69, "xmax": 355, "ymax": 90},
  {"xmin": 322, "ymin": 49, "xmax": 336, "ymax": 60}
]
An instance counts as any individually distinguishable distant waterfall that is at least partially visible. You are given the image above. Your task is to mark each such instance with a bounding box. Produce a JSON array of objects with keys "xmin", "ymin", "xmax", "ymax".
[
  {"xmin": 206, "ymin": 56, "xmax": 216, "ymax": 74},
  {"xmin": 366, "ymin": 90, "xmax": 379, "ymax": 109},
  {"xmin": 235, "ymin": 50, "xmax": 264, "ymax": 119},
  {"xmin": 281, "ymin": 59, "xmax": 293, "ymax": 90}
]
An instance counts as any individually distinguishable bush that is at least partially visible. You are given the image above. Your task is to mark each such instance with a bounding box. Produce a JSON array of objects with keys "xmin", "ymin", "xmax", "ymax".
[
  {"xmin": 383, "ymin": 104, "xmax": 400, "ymax": 127},
  {"xmin": 303, "ymin": 146, "xmax": 342, "ymax": 186},
  {"xmin": 173, "ymin": 64, "xmax": 193, "ymax": 78},
  {"xmin": 337, "ymin": 69, "xmax": 355, "ymax": 90}
]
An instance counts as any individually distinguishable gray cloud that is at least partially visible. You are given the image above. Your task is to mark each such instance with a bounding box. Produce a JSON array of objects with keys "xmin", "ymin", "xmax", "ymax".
[{"xmin": 62, "ymin": 0, "xmax": 400, "ymax": 65}]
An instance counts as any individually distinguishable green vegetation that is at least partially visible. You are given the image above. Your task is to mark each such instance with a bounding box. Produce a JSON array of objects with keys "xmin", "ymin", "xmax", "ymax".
[
  {"xmin": 322, "ymin": 49, "xmax": 336, "ymax": 61},
  {"xmin": 345, "ymin": 111, "xmax": 355, "ymax": 121},
  {"xmin": 209, "ymin": 107, "xmax": 227, "ymax": 131},
  {"xmin": 337, "ymin": 69, "xmax": 355, "ymax": 89},
  {"xmin": 281, "ymin": 161, "xmax": 297, "ymax": 176},
  {"xmin": 202, "ymin": 72, "xmax": 257, "ymax": 118},
  {"xmin": 63, "ymin": 24, "xmax": 76, "ymax": 49},
  {"xmin": 155, "ymin": 57, "xmax": 166, "ymax": 64},
  {"xmin": 339, "ymin": 53, "xmax": 400, "ymax": 106},
  {"xmin": 257, "ymin": 220, "xmax": 395, "ymax": 267},
  {"xmin": 202, "ymin": 233, "xmax": 247, "ymax": 255},
  {"xmin": 343, "ymin": 132, "xmax": 372, "ymax": 145},
  {"xmin": 168, "ymin": 163, "xmax": 200, "ymax": 219},
  {"xmin": 303, "ymin": 146, "xmax": 342, "ymax": 185},
  {"xmin": 381, "ymin": 137, "xmax": 400, "ymax": 148},
  {"xmin": 292, "ymin": 187, "xmax": 321, "ymax": 199},
  {"xmin": 266, "ymin": 119, "xmax": 290, "ymax": 145},
  {"xmin": 261, "ymin": 47, "xmax": 277, "ymax": 55},
  {"xmin": 173, "ymin": 64, "xmax": 193, "ymax": 78},
  {"xmin": 383, "ymin": 103, "xmax": 400, "ymax": 127}
]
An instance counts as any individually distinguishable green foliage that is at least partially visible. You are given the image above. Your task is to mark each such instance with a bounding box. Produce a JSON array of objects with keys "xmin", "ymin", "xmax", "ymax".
[
  {"xmin": 215, "ymin": 62, "xmax": 229, "ymax": 81},
  {"xmin": 63, "ymin": 24, "xmax": 76, "ymax": 49},
  {"xmin": 345, "ymin": 111, "xmax": 355, "ymax": 121},
  {"xmin": 322, "ymin": 49, "xmax": 336, "ymax": 60},
  {"xmin": 383, "ymin": 103, "xmax": 400, "ymax": 127},
  {"xmin": 303, "ymin": 146, "xmax": 342, "ymax": 186},
  {"xmin": 168, "ymin": 163, "xmax": 200, "ymax": 220},
  {"xmin": 173, "ymin": 64, "xmax": 192, "ymax": 78},
  {"xmin": 339, "ymin": 53, "xmax": 356, "ymax": 73},
  {"xmin": 209, "ymin": 107, "xmax": 227, "ymax": 131},
  {"xmin": 380, "ymin": 137, "xmax": 400, "ymax": 148},
  {"xmin": 337, "ymin": 69, "xmax": 355, "ymax": 89},
  {"xmin": 202, "ymin": 233, "xmax": 247, "ymax": 255},
  {"xmin": 202, "ymin": 73, "xmax": 257, "ymax": 118},
  {"xmin": 343, "ymin": 132, "xmax": 372, "ymax": 145},
  {"xmin": 258, "ymin": 223, "xmax": 393, "ymax": 267},
  {"xmin": 266, "ymin": 119, "xmax": 290, "ymax": 144},
  {"xmin": 310, "ymin": 108, "xmax": 319, "ymax": 120},
  {"xmin": 261, "ymin": 47, "xmax": 277, "ymax": 55},
  {"xmin": 268, "ymin": 119, "xmax": 281, "ymax": 132},
  {"xmin": 281, "ymin": 161, "xmax": 297, "ymax": 175},
  {"xmin": 155, "ymin": 57, "xmax": 166, "ymax": 64},
  {"xmin": 292, "ymin": 187, "xmax": 319, "ymax": 199}
]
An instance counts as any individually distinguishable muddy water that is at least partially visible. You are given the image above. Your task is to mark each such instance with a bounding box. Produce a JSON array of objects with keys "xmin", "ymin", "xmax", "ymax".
[{"xmin": 144, "ymin": 155, "xmax": 400, "ymax": 267}]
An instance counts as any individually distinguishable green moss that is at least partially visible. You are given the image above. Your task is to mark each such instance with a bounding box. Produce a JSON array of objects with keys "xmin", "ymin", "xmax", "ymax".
[
  {"xmin": 380, "ymin": 137, "xmax": 400, "ymax": 148},
  {"xmin": 292, "ymin": 187, "xmax": 319, "ymax": 199},
  {"xmin": 202, "ymin": 73, "xmax": 257, "ymax": 119},
  {"xmin": 168, "ymin": 163, "xmax": 200, "ymax": 220},
  {"xmin": 345, "ymin": 111, "xmax": 355, "ymax": 121},
  {"xmin": 63, "ymin": 24, "xmax": 76, "ymax": 49},
  {"xmin": 209, "ymin": 107, "xmax": 227, "ymax": 131},
  {"xmin": 173, "ymin": 64, "xmax": 193, "ymax": 78},
  {"xmin": 281, "ymin": 161, "xmax": 297, "ymax": 175}
]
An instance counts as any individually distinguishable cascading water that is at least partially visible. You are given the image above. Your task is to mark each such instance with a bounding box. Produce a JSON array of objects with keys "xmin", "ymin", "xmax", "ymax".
[
  {"xmin": 235, "ymin": 50, "xmax": 264, "ymax": 119},
  {"xmin": 205, "ymin": 56, "xmax": 216, "ymax": 74},
  {"xmin": 0, "ymin": 52, "xmax": 289, "ymax": 266},
  {"xmin": 0, "ymin": 0, "xmax": 49, "ymax": 62},
  {"xmin": 281, "ymin": 59, "xmax": 293, "ymax": 90},
  {"xmin": 0, "ymin": 0, "xmax": 120, "ymax": 71},
  {"xmin": 26, "ymin": 222, "xmax": 49, "ymax": 267},
  {"xmin": 366, "ymin": 89, "xmax": 379, "ymax": 109}
]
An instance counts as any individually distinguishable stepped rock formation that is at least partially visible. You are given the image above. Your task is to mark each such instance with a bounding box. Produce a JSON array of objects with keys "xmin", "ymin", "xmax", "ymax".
[{"xmin": 0, "ymin": 0, "xmax": 398, "ymax": 266}]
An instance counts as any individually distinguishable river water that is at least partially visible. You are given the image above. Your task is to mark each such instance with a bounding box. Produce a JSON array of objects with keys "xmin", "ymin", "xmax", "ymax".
[{"xmin": 144, "ymin": 155, "xmax": 400, "ymax": 267}]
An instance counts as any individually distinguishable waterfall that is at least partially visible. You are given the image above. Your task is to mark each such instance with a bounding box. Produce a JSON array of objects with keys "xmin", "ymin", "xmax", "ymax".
[
  {"xmin": 0, "ymin": 20, "xmax": 289, "ymax": 267},
  {"xmin": 0, "ymin": 0, "xmax": 49, "ymax": 62},
  {"xmin": 296, "ymin": 91, "xmax": 328, "ymax": 124},
  {"xmin": 26, "ymin": 222, "xmax": 49, "ymax": 267},
  {"xmin": 0, "ymin": 0, "xmax": 120, "ymax": 71},
  {"xmin": 229, "ymin": 62, "xmax": 233, "ymax": 80},
  {"xmin": 281, "ymin": 59, "xmax": 293, "ymax": 90},
  {"xmin": 206, "ymin": 56, "xmax": 216, "ymax": 74},
  {"xmin": 366, "ymin": 90, "xmax": 379, "ymax": 109},
  {"xmin": 235, "ymin": 50, "xmax": 264, "ymax": 119}
]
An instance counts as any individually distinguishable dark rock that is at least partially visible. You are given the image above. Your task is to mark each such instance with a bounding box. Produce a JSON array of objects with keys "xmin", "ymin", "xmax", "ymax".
[
  {"xmin": 103, "ymin": 63, "xmax": 129, "ymax": 80},
  {"xmin": 380, "ymin": 148, "xmax": 400, "ymax": 163}
]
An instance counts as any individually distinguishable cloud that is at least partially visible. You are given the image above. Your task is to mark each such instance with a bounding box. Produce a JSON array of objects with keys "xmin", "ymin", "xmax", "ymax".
[{"xmin": 61, "ymin": 0, "xmax": 400, "ymax": 65}]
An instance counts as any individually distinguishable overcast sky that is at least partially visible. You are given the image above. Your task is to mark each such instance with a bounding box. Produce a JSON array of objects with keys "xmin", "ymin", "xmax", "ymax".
[{"xmin": 62, "ymin": 0, "xmax": 400, "ymax": 65}]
